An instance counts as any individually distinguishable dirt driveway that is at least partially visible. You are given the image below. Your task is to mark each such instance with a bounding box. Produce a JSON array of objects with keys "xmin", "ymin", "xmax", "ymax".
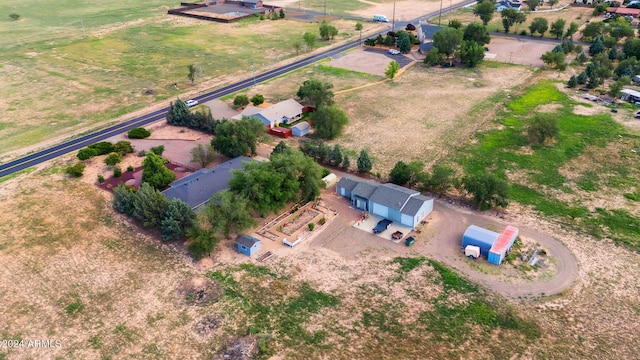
[{"xmin": 309, "ymin": 174, "xmax": 579, "ymax": 300}]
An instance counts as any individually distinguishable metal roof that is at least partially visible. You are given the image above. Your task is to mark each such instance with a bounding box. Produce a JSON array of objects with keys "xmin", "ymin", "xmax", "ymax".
[
  {"xmin": 235, "ymin": 234, "xmax": 260, "ymax": 247},
  {"xmin": 292, "ymin": 121, "xmax": 310, "ymax": 131},
  {"xmin": 352, "ymin": 182, "xmax": 378, "ymax": 199},
  {"xmin": 489, "ymin": 226, "xmax": 519, "ymax": 253},
  {"xmin": 256, "ymin": 99, "xmax": 303, "ymax": 124},
  {"xmin": 369, "ymin": 183, "xmax": 418, "ymax": 211},
  {"xmin": 402, "ymin": 194, "xmax": 432, "ymax": 216},
  {"xmin": 336, "ymin": 177, "xmax": 360, "ymax": 192},
  {"xmin": 463, "ymin": 225, "xmax": 500, "ymax": 247},
  {"xmin": 162, "ymin": 156, "xmax": 253, "ymax": 209}
]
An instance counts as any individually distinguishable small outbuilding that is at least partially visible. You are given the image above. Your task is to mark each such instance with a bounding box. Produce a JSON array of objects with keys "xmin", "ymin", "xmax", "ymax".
[
  {"xmin": 235, "ymin": 234, "xmax": 261, "ymax": 256},
  {"xmin": 462, "ymin": 225, "xmax": 500, "ymax": 257},
  {"xmin": 488, "ymin": 226, "xmax": 519, "ymax": 265},
  {"xmin": 322, "ymin": 173, "xmax": 337, "ymax": 187},
  {"xmin": 291, "ymin": 121, "xmax": 310, "ymax": 137}
]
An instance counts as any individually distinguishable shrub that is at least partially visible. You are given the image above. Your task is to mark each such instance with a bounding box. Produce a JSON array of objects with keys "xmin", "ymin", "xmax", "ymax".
[
  {"xmin": 520, "ymin": 30, "xmax": 527, "ymax": 36},
  {"xmin": 113, "ymin": 166, "xmax": 122, "ymax": 178},
  {"xmin": 97, "ymin": 175, "xmax": 105, "ymax": 183},
  {"xmin": 9, "ymin": 13, "xmax": 20, "ymax": 21},
  {"xmin": 233, "ymin": 94, "xmax": 250, "ymax": 108},
  {"xmin": 138, "ymin": 150, "xmax": 146, "ymax": 157},
  {"xmin": 150, "ymin": 145, "xmax": 165, "ymax": 156},
  {"xmin": 127, "ymin": 165, "xmax": 135, "ymax": 172},
  {"xmin": 251, "ymin": 94, "xmax": 265, "ymax": 106},
  {"xmin": 127, "ymin": 127, "xmax": 151, "ymax": 139},
  {"xmin": 308, "ymin": 223, "xmax": 315, "ymax": 231},
  {"xmin": 88, "ymin": 142, "xmax": 114, "ymax": 155},
  {"xmin": 114, "ymin": 141, "xmax": 134, "ymax": 154},
  {"xmin": 104, "ymin": 152, "xmax": 122, "ymax": 166},
  {"xmin": 77, "ymin": 147, "xmax": 98, "ymax": 161},
  {"xmin": 65, "ymin": 163, "xmax": 86, "ymax": 177},
  {"xmin": 318, "ymin": 217, "xmax": 326, "ymax": 225}
]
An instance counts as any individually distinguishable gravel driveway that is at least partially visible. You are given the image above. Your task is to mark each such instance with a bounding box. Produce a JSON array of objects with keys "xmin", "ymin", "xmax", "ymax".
[{"xmin": 422, "ymin": 200, "xmax": 579, "ymax": 300}]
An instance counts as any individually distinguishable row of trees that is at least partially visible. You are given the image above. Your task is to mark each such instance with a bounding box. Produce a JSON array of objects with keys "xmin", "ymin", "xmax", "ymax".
[
  {"xmin": 424, "ymin": 23, "xmax": 489, "ymax": 68},
  {"xmin": 296, "ymin": 79, "xmax": 350, "ymax": 140},
  {"xmin": 363, "ymin": 30, "xmax": 419, "ymax": 54},
  {"xmin": 298, "ymin": 140, "xmax": 373, "ymax": 173},
  {"xmin": 77, "ymin": 141, "xmax": 134, "ymax": 161},
  {"xmin": 388, "ymin": 160, "xmax": 509, "ymax": 210},
  {"xmin": 233, "ymin": 93, "xmax": 264, "ymax": 108}
]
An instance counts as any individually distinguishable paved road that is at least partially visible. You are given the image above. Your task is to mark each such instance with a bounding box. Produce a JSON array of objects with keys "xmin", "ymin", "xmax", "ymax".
[{"xmin": 0, "ymin": 0, "xmax": 478, "ymax": 179}]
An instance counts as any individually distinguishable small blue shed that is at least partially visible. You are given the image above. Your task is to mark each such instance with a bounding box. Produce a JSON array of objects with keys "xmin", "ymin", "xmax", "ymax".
[
  {"xmin": 235, "ymin": 235, "xmax": 261, "ymax": 257},
  {"xmin": 462, "ymin": 225, "xmax": 500, "ymax": 257},
  {"xmin": 291, "ymin": 121, "xmax": 310, "ymax": 137}
]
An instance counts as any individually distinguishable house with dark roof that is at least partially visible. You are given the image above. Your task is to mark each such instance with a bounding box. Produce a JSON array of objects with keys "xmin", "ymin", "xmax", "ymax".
[
  {"xmin": 417, "ymin": 24, "xmax": 443, "ymax": 54},
  {"xmin": 235, "ymin": 234, "xmax": 261, "ymax": 256},
  {"xmin": 161, "ymin": 156, "xmax": 253, "ymax": 210},
  {"xmin": 336, "ymin": 177, "xmax": 433, "ymax": 228},
  {"xmin": 496, "ymin": 0, "xmax": 522, "ymax": 12}
]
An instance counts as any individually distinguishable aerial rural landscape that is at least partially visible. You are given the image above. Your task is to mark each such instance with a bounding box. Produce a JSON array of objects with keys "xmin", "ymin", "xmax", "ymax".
[{"xmin": 1, "ymin": 0, "xmax": 639, "ymax": 359}]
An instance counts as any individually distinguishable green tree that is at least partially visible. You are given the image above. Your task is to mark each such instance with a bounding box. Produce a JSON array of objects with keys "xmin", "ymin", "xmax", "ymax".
[
  {"xmin": 541, "ymin": 50, "xmax": 566, "ymax": 70},
  {"xmin": 549, "ymin": 0, "xmax": 559, "ymax": 7},
  {"xmin": 623, "ymin": 38, "xmax": 640, "ymax": 59},
  {"xmin": 292, "ymin": 40, "xmax": 302, "ymax": 56},
  {"xmin": 199, "ymin": 190, "xmax": 255, "ymax": 238},
  {"xmin": 65, "ymin": 163, "xmax": 86, "ymax": 178},
  {"xmin": 272, "ymin": 141, "xmax": 289, "ymax": 156},
  {"xmin": 355, "ymin": 22, "xmax": 363, "ymax": 31},
  {"xmin": 432, "ymin": 27, "xmax": 463, "ymax": 65},
  {"xmin": 142, "ymin": 152, "xmax": 176, "ymax": 190},
  {"xmin": 589, "ymin": 36, "xmax": 606, "ymax": 56},
  {"xmin": 270, "ymin": 149, "xmax": 324, "ymax": 202},
  {"xmin": 9, "ymin": 13, "xmax": 20, "ymax": 21},
  {"xmin": 104, "ymin": 152, "xmax": 122, "ymax": 166},
  {"xmin": 187, "ymin": 224, "xmax": 218, "ymax": 260},
  {"xmin": 312, "ymin": 106, "xmax": 349, "ymax": 140},
  {"xmin": 463, "ymin": 22, "xmax": 490, "ymax": 45},
  {"xmin": 527, "ymin": 114, "xmax": 559, "ymax": 145},
  {"xmin": 609, "ymin": 76, "xmax": 631, "ymax": 99},
  {"xmin": 501, "ymin": 8, "xmax": 525, "ymax": 33},
  {"xmin": 132, "ymin": 183, "xmax": 171, "ymax": 228},
  {"xmin": 461, "ymin": 40, "xmax": 485, "ymax": 68},
  {"xmin": 582, "ymin": 22, "xmax": 607, "ymax": 41},
  {"xmin": 398, "ymin": 34, "xmax": 411, "ymax": 53},
  {"xmin": 187, "ymin": 63, "xmax": 203, "ymax": 85},
  {"xmin": 473, "ymin": 0, "xmax": 495, "ymax": 26},
  {"xmin": 114, "ymin": 141, "xmax": 135, "ymax": 155},
  {"xmin": 565, "ymin": 21, "xmax": 579, "ymax": 40},
  {"xmin": 462, "ymin": 174, "xmax": 509, "ymax": 210},
  {"xmin": 610, "ymin": 17, "xmax": 634, "ymax": 40},
  {"xmin": 424, "ymin": 47, "xmax": 444, "ymax": 66},
  {"xmin": 279, "ymin": 9, "xmax": 285, "ymax": 18},
  {"xmin": 113, "ymin": 184, "xmax": 137, "ymax": 216},
  {"xmin": 529, "ymin": 17, "xmax": 548, "ymax": 37},
  {"xmin": 385, "ymin": 60, "xmax": 400, "ymax": 79},
  {"xmin": 166, "ymin": 99, "xmax": 193, "ymax": 126},
  {"xmin": 296, "ymin": 79, "xmax": 334, "ymax": 108},
  {"xmin": 567, "ymin": 75, "xmax": 578, "ymax": 88},
  {"xmin": 212, "ymin": 117, "xmax": 265, "ymax": 157},
  {"xmin": 330, "ymin": 145, "xmax": 343, "ymax": 166},
  {"xmin": 577, "ymin": 71, "xmax": 588, "ymax": 85},
  {"xmin": 341, "ymin": 154, "xmax": 351, "ymax": 169},
  {"xmin": 448, "ymin": 19, "xmax": 463, "ymax": 29},
  {"xmin": 233, "ymin": 94, "xmax": 250, "ymax": 108},
  {"xmin": 77, "ymin": 148, "xmax": 98, "ymax": 161},
  {"xmin": 319, "ymin": 21, "xmax": 338, "ymax": 40},
  {"xmin": 127, "ymin": 127, "xmax": 151, "ymax": 139},
  {"xmin": 426, "ymin": 164, "xmax": 457, "ymax": 195},
  {"xmin": 303, "ymin": 32, "xmax": 317, "ymax": 50},
  {"xmin": 230, "ymin": 161, "xmax": 296, "ymax": 216},
  {"xmin": 150, "ymin": 145, "xmax": 165, "ymax": 156},
  {"xmin": 89, "ymin": 142, "xmax": 115, "ymax": 155},
  {"xmin": 357, "ymin": 149, "xmax": 373, "ymax": 173},
  {"xmin": 525, "ymin": 0, "xmax": 539, "ymax": 11},
  {"xmin": 389, "ymin": 161, "xmax": 411, "ymax": 185},
  {"xmin": 549, "ymin": 21, "xmax": 566, "ymax": 38},
  {"xmin": 250, "ymin": 94, "xmax": 264, "ymax": 106},
  {"xmin": 190, "ymin": 144, "xmax": 216, "ymax": 168},
  {"xmin": 161, "ymin": 199, "xmax": 196, "ymax": 241}
]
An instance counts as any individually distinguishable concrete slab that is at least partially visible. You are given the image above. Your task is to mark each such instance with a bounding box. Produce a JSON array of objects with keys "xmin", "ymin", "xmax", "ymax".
[
  {"xmin": 205, "ymin": 99, "xmax": 240, "ymax": 119},
  {"xmin": 352, "ymin": 213, "xmax": 413, "ymax": 242}
]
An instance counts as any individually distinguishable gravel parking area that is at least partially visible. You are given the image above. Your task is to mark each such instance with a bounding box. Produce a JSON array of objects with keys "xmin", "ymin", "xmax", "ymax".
[{"xmin": 486, "ymin": 36, "xmax": 558, "ymax": 67}]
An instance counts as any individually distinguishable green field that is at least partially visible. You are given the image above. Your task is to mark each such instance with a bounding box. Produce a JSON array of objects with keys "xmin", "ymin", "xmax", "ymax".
[
  {"xmin": 0, "ymin": 1, "xmax": 359, "ymax": 159},
  {"xmin": 456, "ymin": 81, "xmax": 640, "ymax": 250}
]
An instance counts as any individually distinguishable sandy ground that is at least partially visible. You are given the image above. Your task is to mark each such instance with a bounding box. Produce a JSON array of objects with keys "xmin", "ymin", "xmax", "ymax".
[{"xmin": 486, "ymin": 36, "xmax": 558, "ymax": 67}]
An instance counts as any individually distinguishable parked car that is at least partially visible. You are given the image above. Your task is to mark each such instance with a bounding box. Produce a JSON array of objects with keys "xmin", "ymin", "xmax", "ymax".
[
  {"xmin": 388, "ymin": 49, "xmax": 400, "ymax": 55},
  {"xmin": 404, "ymin": 236, "xmax": 415, "ymax": 247},
  {"xmin": 373, "ymin": 219, "xmax": 392, "ymax": 234},
  {"xmin": 185, "ymin": 99, "xmax": 198, "ymax": 107}
]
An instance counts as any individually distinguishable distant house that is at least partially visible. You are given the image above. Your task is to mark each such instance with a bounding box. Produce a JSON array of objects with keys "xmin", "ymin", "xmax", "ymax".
[
  {"xmin": 336, "ymin": 177, "xmax": 433, "ymax": 228},
  {"xmin": 606, "ymin": 7, "xmax": 640, "ymax": 18},
  {"xmin": 291, "ymin": 121, "xmax": 310, "ymax": 137},
  {"xmin": 241, "ymin": 0, "xmax": 264, "ymax": 9},
  {"xmin": 254, "ymin": 99, "xmax": 304, "ymax": 128},
  {"xmin": 161, "ymin": 156, "xmax": 254, "ymax": 210},
  {"xmin": 235, "ymin": 234, "xmax": 261, "ymax": 256},
  {"xmin": 621, "ymin": 88, "xmax": 640, "ymax": 102},
  {"xmin": 496, "ymin": 0, "xmax": 522, "ymax": 12}
]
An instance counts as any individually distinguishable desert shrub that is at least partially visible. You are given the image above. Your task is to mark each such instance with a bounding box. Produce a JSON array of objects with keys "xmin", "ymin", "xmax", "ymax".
[
  {"xmin": 113, "ymin": 166, "xmax": 122, "ymax": 178},
  {"xmin": 127, "ymin": 165, "xmax": 135, "ymax": 172},
  {"xmin": 150, "ymin": 145, "xmax": 165, "ymax": 156},
  {"xmin": 127, "ymin": 127, "xmax": 151, "ymax": 139},
  {"xmin": 138, "ymin": 150, "xmax": 146, "ymax": 157},
  {"xmin": 65, "ymin": 163, "xmax": 86, "ymax": 177},
  {"xmin": 97, "ymin": 174, "xmax": 105, "ymax": 183},
  {"xmin": 318, "ymin": 217, "xmax": 326, "ymax": 225},
  {"xmin": 114, "ymin": 141, "xmax": 134, "ymax": 154},
  {"xmin": 88, "ymin": 142, "xmax": 114, "ymax": 155},
  {"xmin": 77, "ymin": 148, "xmax": 98, "ymax": 160},
  {"xmin": 104, "ymin": 152, "xmax": 122, "ymax": 166},
  {"xmin": 308, "ymin": 223, "xmax": 315, "ymax": 231}
]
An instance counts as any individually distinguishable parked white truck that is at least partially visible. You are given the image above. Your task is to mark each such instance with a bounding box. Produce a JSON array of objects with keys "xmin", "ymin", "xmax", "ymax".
[{"xmin": 373, "ymin": 14, "xmax": 389, "ymax": 22}]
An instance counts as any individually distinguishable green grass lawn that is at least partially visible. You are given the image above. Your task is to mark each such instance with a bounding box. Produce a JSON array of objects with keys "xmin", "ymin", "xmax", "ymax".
[{"xmin": 456, "ymin": 80, "xmax": 640, "ymax": 250}]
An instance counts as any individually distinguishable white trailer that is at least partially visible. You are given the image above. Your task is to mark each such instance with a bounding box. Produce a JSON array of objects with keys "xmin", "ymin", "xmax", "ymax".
[{"xmin": 465, "ymin": 245, "xmax": 481, "ymax": 259}]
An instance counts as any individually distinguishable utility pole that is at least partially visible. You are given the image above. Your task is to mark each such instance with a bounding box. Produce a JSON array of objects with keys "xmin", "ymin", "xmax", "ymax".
[
  {"xmin": 324, "ymin": 0, "xmax": 326, "ymax": 16},
  {"xmin": 392, "ymin": 2, "xmax": 395, "ymax": 32},
  {"xmin": 438, "ymin": 0, "xmax": 443, "ymax": 26}
]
